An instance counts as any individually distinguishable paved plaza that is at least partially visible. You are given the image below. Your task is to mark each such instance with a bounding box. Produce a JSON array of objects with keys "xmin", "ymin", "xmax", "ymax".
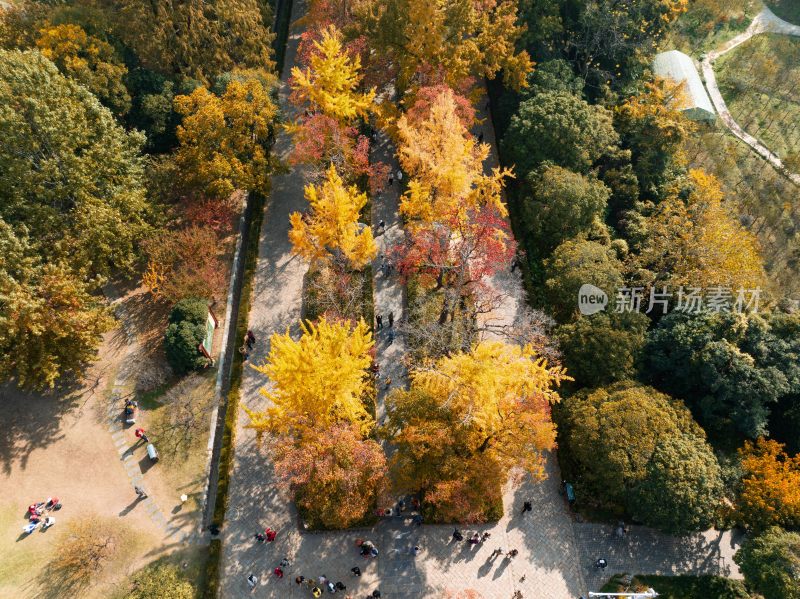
[{"xmin": 219, "ymin": 3, "xmax": 743, "ymax": 597}]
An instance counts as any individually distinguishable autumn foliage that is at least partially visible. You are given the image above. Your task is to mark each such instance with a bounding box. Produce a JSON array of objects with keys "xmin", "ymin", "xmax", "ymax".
[
  {"xmin": 174, "ymin": 74, "xmax": 278, "ymax": 198},
  {"xmin": 289, "ymin": 164, "xmax": 377, "ymax": 269},
  {"xmin": 142, "ymin": 225, "xmax": 228, "ymax": 303},
  {"xmin": 386, "ymin": 340, "xmax": 568, "ymax": 521},
  {"xmin": 290, "ymin": 25, "xmax": 375, "ymax": 123},
  {"xmin": 396, "ymin": 87, "xmax": 510, "ymax": 228},
  {"xmin": 272, "ymin": 422, "xmax": 387, "ymax": 528},
  {"xmin": 738, "ymin": 438, "xmax": 800, "ymax": 530},
  {"xmin": 247, "ymin": 317, "xmax": 375, "ymax": 436}
]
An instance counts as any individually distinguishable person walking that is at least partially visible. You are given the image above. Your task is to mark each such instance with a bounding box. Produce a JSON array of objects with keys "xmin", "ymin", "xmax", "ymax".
[
  {"xmin": 246, "ymin": 330, "xmax": 256, "ymax": 348},
  {"xmin": 595, "ymin": 558, "xmax": 608, "ymax": 570},
  {"xmin": 376, "ymin": 314, "xmax": 383, "ymax": 330},
  {"xmin": 134, "ymin": 486, "xmax": 148, "ymax": 499},
  {"xmin": 396, "ymin": 170, "xmax": 403, "ymax": 182},
  {"xmin": 351, "ymin": 566, "xmax": 361, "ymax": 577},
  {"xmin": 239, "ymin": 345, "xmax": 249, "ymax": 361},
  {"xmin": 295, "ymin": 575, "xmax": 305, "ymax": 585},
  {"xmin": 265, "ymin": 527, "xmax": 276, "ymax": 542},
  {"xmin": 279, "ymin": 557, "xmax": 290, "ymax": 568},
  {"xmin": 254, "ymin": 532, "xmax": 265, "ymax": 543},
  {"xmin": 452, "ymin": 528, "xmax": 464, "ymax": 542},
  {"xmin": 522, "ymin": 500, "xmax": 532, "ymax": 514},
  {"xmin": 134, "ymin": 428, "xmax": 149, "ymax": 443},
  {"xmin": 246, "ymin": 574, "xmax": 258, "ymax": 591},
  {"xmin": 378, "ymin": 220, "xmax": 386, "ymax": 234},
  {"xmin": 410, "ymin": 545, "xmax": 420, "ymax": 556},
  {"xmin": 388, "ymin": 312, "xmax": 394, "ymax": 328},
  {"xmin": 274, "ymin": 566, "xmax": 284, "ymax": 578},
  {"xmin": 507, "ymin": 549, "xmax": 519, "ymax": 558},
  {"xmin": 388, "ymin": 174, "xmax": 394, "ymax": 186}
]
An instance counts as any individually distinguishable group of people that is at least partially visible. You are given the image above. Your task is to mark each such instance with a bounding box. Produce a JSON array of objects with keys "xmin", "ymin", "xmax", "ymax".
[
  {"xmin": 23, "ymin": 497, "xmax": 60, "ymax": 534},
  {"xmin": 240, "ymin": 330, "xmax": 257, "ymax": 361},
  {"xmin": 246, "ymin": 537, "xmax": 383, "ymax": 597}
]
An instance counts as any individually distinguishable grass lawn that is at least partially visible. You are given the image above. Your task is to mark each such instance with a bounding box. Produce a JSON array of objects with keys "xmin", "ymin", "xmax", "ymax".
[
  {"xmin": 766, "ymin": 0, "xmax": 800, "ymax": 23},
  {"xmin": 140, "ymin": 372, "xmax": 215, "ymax": 517},
  {"xmin": 662, "ymin": 0, "xmax": 762, "ymax": 55},
  {"xmin": 109, "ymin": 544, "xmax": 209, "ymax": 599},
  {"xmin": 716, "ymin": 34, "xmax": 800, "ymax": 162},
  {"xmin": 601, "ymin": 573, "xmax": 750, "ymax": 598}
]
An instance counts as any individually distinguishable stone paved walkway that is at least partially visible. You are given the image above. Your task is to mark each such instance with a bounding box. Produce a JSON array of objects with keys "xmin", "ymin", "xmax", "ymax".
[
  {"xmin": 219, "ymin": 3, "xmax": 743, "ymax": 596},
  {"xmin": 371, "ymin": 131, "xmax": 409, "ymax": 422}
]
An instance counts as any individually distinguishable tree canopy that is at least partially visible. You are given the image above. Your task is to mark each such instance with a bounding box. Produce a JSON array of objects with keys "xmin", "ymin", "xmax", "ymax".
[
  {"xmin": 558, "ymin": 381, "xmax": 722, "ymax": 531},
  {"xmin": 0, "ymin": 49, "xmax": 149, "ymax": 278},
  {"xmin": 543, "ymin": 238, "xmax": 625, "ymax": 322},
  {"xmin": 738, "ymin": 439, "xmax": 800, "ymax": 531},
  {"xmin": 0, "ymin": 220, "xmax": 114, "ymax": 388},
  {"xmin": 111, "ymin": 0, "xmax": 275, "ymax": 81},
  {"xmin": 385, "ymin": 340, "xmax": 568, "ymax": 521},
  {"xmin": 289, "ymin": 164, "xmax": 377, "ymax": 269},
  {"xmin": 174, "ymin": 74, "xmax": 278, "ymax": 198},
  {"xmin": 502, "ymin": 91, "xmax": 619, "ymax": 176},
  {"xmin": 735, "ymin": 526, "xmax": 800, "ymax": 599},
  {"xmin": 523, "ymin": 165, "xmax": 611, "ymax": 253},
  {"xmin": 363, "ymin": 0, "xmax": 533, "ymax": 93},
  {"xmin": 247, "ymin": 317, "xmax": 375, "ymax": 435},
  {"xmin": 272, "ymin": 422, "xmax": 387, "ymax": 529},
  {"xmin": 645, "ymin": 311, "xmax": 800, "ymax": 439}
]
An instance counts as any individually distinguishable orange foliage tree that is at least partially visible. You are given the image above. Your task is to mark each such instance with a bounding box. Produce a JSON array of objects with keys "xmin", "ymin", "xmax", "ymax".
[
  {"xmin": 271, "ymin": 422, "xmax": 387, "ymax": 529},
  {"xmin": 385, "ymin": 340, "xmax": 569, "ymax": 522},
  {"xmin": 738, "ymin": 438, "xmax": 800, "ymax": 530},
  {"xmin": 141, "ymin": 225, "xmax": 228, "ymax": 303}
]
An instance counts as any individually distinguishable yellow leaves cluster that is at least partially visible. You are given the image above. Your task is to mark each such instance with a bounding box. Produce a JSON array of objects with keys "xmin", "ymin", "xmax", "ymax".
[
  {"xmin": 36, "ymin": 23, "xmax": 130, "ymax": 114},
  {"xmin": 174, "ymin": 74, "xmax": 277, "ymax": 198},
  {"xmin": 289, "ymin": 164, "xmax": 377, "ymax": 269},
  {"xmin": 410, "ymin": 340, "xmax": 570, "ymax": 476},
  {"xmin": 291, "ymin": 25, "xmax": 375, "ymax": 123},
  {"xmin": 385, "ymin": 0, "xmax": 532, "ymax": 94},
  {"xmin": 247, "ymin": 317, "xmax": 375, "ymax": 436},
  {"xmin": 738, "ymin": 438, "xmax": 800, "ymax": 529},
  {"xmin": 396, "ymin": 87, "xmax": 511, "ymax": 228},
  {"xmin": 636, "ymin": 168, "xmax": 766, "ymax": 291}
]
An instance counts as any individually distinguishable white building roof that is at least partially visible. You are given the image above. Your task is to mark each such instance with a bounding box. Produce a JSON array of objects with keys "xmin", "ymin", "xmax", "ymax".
[{"xmin": 653, "ymin": 50, "xmax": 716, "ymax": 119}]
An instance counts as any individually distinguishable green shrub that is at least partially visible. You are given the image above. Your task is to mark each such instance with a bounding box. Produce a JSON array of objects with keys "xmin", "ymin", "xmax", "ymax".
[
  {"xmin": 164, "ymin": 297, "xmax": 209, "ymax": 375},
  {"xmin": 168, "ymin": 297, "xmax": 209, "ymax": 327}
]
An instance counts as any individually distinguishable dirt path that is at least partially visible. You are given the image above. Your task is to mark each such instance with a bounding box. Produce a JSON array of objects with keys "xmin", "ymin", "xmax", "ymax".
[
  {"xmin": 701, "ymin": 6, "xmax": 800, "ymax": 184},
  {"xmin": 0, "ymin": 294, "xmax": 168, "ymax": 598}
]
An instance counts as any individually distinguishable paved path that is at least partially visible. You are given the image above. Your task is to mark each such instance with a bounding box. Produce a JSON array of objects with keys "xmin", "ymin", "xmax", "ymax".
[
  {"xmin": 106, "ymin": 286, "xmax": 194, "ymax": 543},
  {"xmin": 701, "ymin": 6, "xmax": 800, "ymax": 184},
  {"xmin": 219, "ymin": 0, "xmax": 310, "ymax": 594},
  {"xmin": 371, "ymin": 132, "xmax": 409, "ymax": 422},
  {"xmin": 219, "ymin": 5, "xmax": 743, "ymax": 596}
]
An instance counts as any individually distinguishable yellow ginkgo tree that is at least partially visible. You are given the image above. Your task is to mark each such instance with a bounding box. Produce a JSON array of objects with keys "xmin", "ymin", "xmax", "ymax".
[
  {"xmin": 384, "ymin": 339, "xmax": 570, "ymax": 521},
  {"xmin": 246, "ymin": 317, "xmax": 375, "ymax": 436},
  {"xmin": 289, "ymin": 164, "xmax": 377, "ymax": 269},
  {"xmin": 396, "ymin": 87, "xmax": 511, "ymax": 228},
  {"xmin": 633, "ymin": 168, "xmax": 766, "ymax": 291},
  {"xmin": 290, "ymin": 25, "xmax": 375, "ymax": 123},
  {"xmin": 174, "ymin": 73, "xmax": 278, "ymax": 198}
]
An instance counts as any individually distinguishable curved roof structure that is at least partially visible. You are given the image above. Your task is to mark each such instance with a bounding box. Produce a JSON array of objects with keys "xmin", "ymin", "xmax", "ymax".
[{"xmin": 653, "ymin": 50, "xmax": 716, "ymax": 122}]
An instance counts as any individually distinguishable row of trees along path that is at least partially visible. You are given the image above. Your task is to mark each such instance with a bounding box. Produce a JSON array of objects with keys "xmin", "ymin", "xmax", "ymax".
[{"xmin": 220, "ymin": 2, "xmax": 742, "ymax": 597}]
